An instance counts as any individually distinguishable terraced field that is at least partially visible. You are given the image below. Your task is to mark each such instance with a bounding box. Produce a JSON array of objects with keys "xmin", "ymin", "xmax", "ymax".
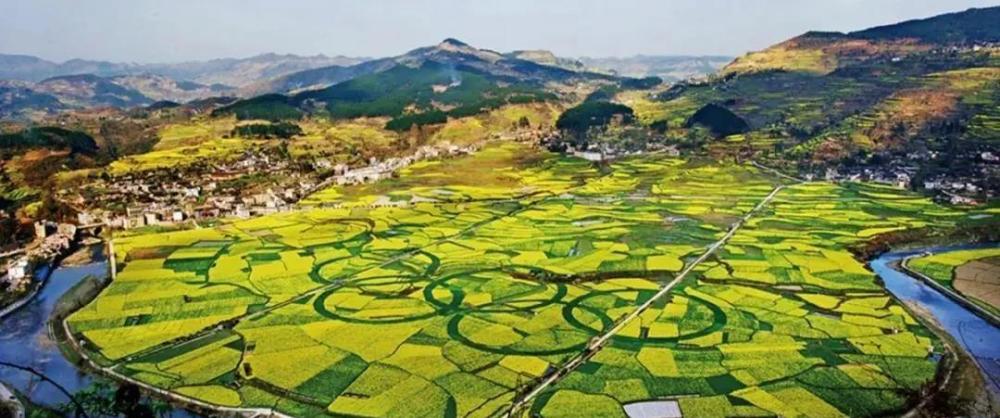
[{"xmin": 67, "ymin": 143, "xmax": 989, "ymax": 417}]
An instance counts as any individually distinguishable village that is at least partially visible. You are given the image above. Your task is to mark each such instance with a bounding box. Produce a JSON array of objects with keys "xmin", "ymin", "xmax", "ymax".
[
  {"xmin": 0, "ymin": 221, "xmax": 78, "ymax": 306},
  {"xmin": 817, "ymin": 148, "xmax": 997, "ymax": 206},
  {"xmin": 2, "ymin": 139, "xmax": 482, "ymax": 301},
  {"xmin": 65, "ymin": 141, "xmax": 480, "ymax": 231}
]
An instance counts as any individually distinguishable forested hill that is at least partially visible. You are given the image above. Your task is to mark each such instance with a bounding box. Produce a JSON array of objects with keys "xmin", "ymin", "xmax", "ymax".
[{"xmin": 217, "ymin": 39, "xmax": 634, "ymax": 131}]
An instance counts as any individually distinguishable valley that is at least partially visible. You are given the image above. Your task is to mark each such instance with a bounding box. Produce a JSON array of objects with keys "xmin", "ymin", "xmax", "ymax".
[
  {"xmin": 59, "ymin": 143, "xmax": 996, "ymax": 417},
  {"xmin": 1, "ymin": 4, "xmax": 999, "ymax": 418}
]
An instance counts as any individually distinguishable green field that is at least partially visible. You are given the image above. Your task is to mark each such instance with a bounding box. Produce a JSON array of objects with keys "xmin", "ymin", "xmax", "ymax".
[
  {"xmin": 68, "ymin": 142, "xmax": 992, "ymax": 417},
  {"xmin": 907, "ymin": 247, "xmax": 1000, "ymax": 316},
  {"xmin": 908, "ymin": 248, "xmax": 1000, "ymax": 285}
]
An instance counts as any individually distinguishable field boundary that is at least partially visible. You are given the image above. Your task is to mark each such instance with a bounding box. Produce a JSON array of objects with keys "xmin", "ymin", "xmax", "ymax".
[
  {"xmin": 60, "ymin": 314, "xmax": 293, "ymax": 418},
  {"xmin": 60, "ymin": 194, "xmax": 555, "ymax": 416},
  {"xmin": 503, "ymin": 184, "xmax": 786, "ymax": 417},
  {"xmin": 900, "ymin": 255, "xmax": 1000, "ymax": 327},
  {"xmin": 52, "ymin": 238, "xmax": 291, "ymax": 416}
]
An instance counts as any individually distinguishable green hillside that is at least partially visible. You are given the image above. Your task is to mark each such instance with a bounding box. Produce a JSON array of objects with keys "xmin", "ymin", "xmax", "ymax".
[{"xmin": 218, "ymin": 61, "xmax": 558, "ymax": 131}]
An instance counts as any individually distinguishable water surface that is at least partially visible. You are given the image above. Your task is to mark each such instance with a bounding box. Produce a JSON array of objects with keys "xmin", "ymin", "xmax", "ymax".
[
  {"xmin": 872, "ymin": 244, "xmax": 1000, "ymax": 396},
  {"xmin": 0, "ymin": 262, "xmax": 105, "ymax": 409}
]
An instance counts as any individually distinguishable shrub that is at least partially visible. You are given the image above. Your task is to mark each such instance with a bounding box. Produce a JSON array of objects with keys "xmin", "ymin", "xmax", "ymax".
[{"xmin": 231, "ymin": 122, "xmax": 303, "ymax": 139}]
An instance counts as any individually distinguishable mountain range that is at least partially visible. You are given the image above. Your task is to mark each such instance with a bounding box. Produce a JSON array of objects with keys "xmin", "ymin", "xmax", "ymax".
[
  {"xmin": 0, "ymin": 5, "xmax": 997, "ymax": 230},
  {"xmin": 0, "ymin": 53, "xmax": 365, "ymax": 87},
  {"xmin": 0, "ymin": 46, "xmax": 728, "ymax": 118},
  {"xmin": 215, "ymin": 38, "xmax": 621, "ymax": 129}
]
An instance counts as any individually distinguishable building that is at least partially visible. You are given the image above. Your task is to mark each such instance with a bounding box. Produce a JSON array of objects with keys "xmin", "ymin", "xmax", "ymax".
[
  {"xmin": 5, "ymin": 258, "xmax": 28, "ymax": 283},
  {"xmin": 33, "ymin": 222, "xmax": 48, "ymax": 239},
  {"xmin": 77, "ymin": 211, "xmax": 95, "ymax": 225},
  {"xmin": 143, "ymin": 213, "xmax": 160, "ymax": 226}
]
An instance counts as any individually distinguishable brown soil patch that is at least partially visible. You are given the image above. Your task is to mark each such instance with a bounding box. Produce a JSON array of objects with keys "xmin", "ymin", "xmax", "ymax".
[
  {"xmin": 953, "ymin": 257, "xmax": 1000, "ymax": 311},
  {"xmin": 20, "ymin": 148, "xmax": 71, "ymax": 162},
  {"xmin": 867, "ymin": 88, "xmax": 960, "ymax": 150}
]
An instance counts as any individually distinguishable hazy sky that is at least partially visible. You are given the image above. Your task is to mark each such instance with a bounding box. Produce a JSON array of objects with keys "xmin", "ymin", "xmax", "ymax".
[{"xmin": 2, "ymin": 0, "xmax": 997, "ymax": 63}]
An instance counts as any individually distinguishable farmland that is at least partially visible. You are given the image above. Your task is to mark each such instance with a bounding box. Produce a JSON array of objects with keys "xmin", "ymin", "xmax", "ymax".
[
  {"xmin": 907, "ymin": 247, "xmax": 1000, "ymax": 315},
  {"xmin": 66, "ymin": 142, "xmax": 988, "ymax": 417}
]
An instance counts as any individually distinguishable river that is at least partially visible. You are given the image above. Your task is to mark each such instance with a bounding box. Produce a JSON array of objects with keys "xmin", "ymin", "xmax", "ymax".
[
  {"xmin": 0, "ymin": 261, "xmax": 104, "ymax": 411},
  {"xmin": 0, "ymin": 251, "xmax": 195, "ymax": 416},
  {"xmin": 871, "ymin": 244, "xmax": 1000, "ymax": 397}
]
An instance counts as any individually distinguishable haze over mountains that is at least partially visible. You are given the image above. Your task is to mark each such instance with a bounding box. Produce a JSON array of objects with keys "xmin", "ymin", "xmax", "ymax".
[
  {"xmin": 0, "ymin": 46, "xmax": 729, "ymax": 118},
  {"xmin": 0, "ymin": 53, "xmax": 365, "ymax": 86},
  {"xmin": 3, "ymin": 5, "xmax": 998, "ymax": 205}
]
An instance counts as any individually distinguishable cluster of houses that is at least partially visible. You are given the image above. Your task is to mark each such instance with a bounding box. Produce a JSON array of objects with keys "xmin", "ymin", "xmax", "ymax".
[
  {"xmin": 566, "ymin": 142, "xmax": 680, "ymax": 162},
  {"xmin": 79, "ymin": 185, "xmax": 313, "ymax": 230},
  {"xmin": 327, "ymin": 143, "xmax": 478, "ymax": 186},
  {"xmin": 823, "ymin": 166, "xmax": 916, "ymax": 189},
  {"xmin": 1, "ymin": 257, "xmax": 29, "ymax": 293},
  {"xmin": 1, "ymin": 221, "xmax": 77, "ymax": 294},
  {"xmin": 69, "ymin": 141, "xmax": 483, "ymax": 230},
  {"xmin": 70, "ymin": 149, "xmax": 318, "ymax": 230},
  {"xmin": 820, "ymin": 151, "xmax": 995, "ymax": 206}
]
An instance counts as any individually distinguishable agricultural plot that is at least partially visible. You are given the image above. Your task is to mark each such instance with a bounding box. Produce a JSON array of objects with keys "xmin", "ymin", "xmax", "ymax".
[
  {"xmin": 108, "ymin": 138, "xmax": 259, "ymax": 175},
  {"xmin": 300, "ymin": 142, "xmax": 598, "ymax": 206},
  {"xmin": 533, "ymin": 182, "xmax": 968, "ymax": 418},
  {"xmin": 287, "ymin": 119, "xmax": 399, "ymax": 164},
  {"xmin": 285, "ymin": 103, "xmax": 561, "ymax": 166},
  {"xmin": 69, "ymin": 142, "xmax": 988, "ymax": 417},
  {"xmin": 908, "ymin": 247, "xmax": 1000, "ymax": 315}
]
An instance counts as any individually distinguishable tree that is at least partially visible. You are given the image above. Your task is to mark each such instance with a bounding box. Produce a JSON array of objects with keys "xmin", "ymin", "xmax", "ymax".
[
  {"xmin": 650, "ymin": 120, "xmax": 668, "ymax": 134},
  {"xmin": 555, "ymin": 102, "xmax": 635, "ymax": 138}
]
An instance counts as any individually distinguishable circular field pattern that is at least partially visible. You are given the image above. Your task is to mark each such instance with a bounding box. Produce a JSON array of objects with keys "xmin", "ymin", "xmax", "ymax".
[
  {"xmin": 313, "ymin": 269, "xmax": 727, "ymax": 355},
  {"xmin": 562, "ymin": 289, "xmax": 727, "ymax": 343},
  {"xmin": 313, "ymin": 275, "xmax": 463, "ymax": 324}
]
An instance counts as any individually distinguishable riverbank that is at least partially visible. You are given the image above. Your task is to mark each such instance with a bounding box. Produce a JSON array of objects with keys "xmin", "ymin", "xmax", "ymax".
[
  {"xmin": 898, "ymin": 250, "xmax": 1000, "ymax": 328},
  {"xmin": 0, "ymin": 234, "xmax": 89, "ymax": 320},
  {"xmin": 0, "ymin": 257, "xmax": 103, "ymax": 413},
  {"xmin": 870, "ymin": 247, "xmax": 1000, "ymax": 417},
  {"xmin": 50, "ymin": 246, "xmax": 286, "ymax": 418},
  {"xmin": 0, "ymin": 267, "xmax": 47, "ymax": 320},
  {"xmin": 0, "ymin": 244, "xmax": 203, "ymax": 418},
  {"xmin": 898, "ymin": 289, "xmax": 997, "ymax": 417}
]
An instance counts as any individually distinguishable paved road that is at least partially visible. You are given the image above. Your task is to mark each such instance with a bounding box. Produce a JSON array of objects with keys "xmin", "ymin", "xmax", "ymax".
[{"xmin": 504, "ymin": 185, "xmax": 786, "ymax": 417}]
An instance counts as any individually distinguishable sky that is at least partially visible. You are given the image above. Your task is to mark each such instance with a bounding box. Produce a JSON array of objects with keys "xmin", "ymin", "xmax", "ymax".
[{"xmin": 2, "ymin": 0, "xmax": 997, "ymax": 63}]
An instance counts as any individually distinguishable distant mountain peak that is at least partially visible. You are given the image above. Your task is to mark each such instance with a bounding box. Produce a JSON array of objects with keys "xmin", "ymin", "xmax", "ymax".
[
  {"xmin": 431, "ymin": 38, "xmax": 485, "ymax": 56},
  {"xmin": 402, "ymin": 38, "xmax": 505, "ymax": 65},
  {"xmin": 439, "ymin": 38, "xmax": 470, "ymax": 48}
]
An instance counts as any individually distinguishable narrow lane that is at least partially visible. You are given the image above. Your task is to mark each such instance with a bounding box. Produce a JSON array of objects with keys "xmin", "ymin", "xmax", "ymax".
[{"xmin": 504, "ymin": 184, "xmax": 786, "ymax": 417}]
